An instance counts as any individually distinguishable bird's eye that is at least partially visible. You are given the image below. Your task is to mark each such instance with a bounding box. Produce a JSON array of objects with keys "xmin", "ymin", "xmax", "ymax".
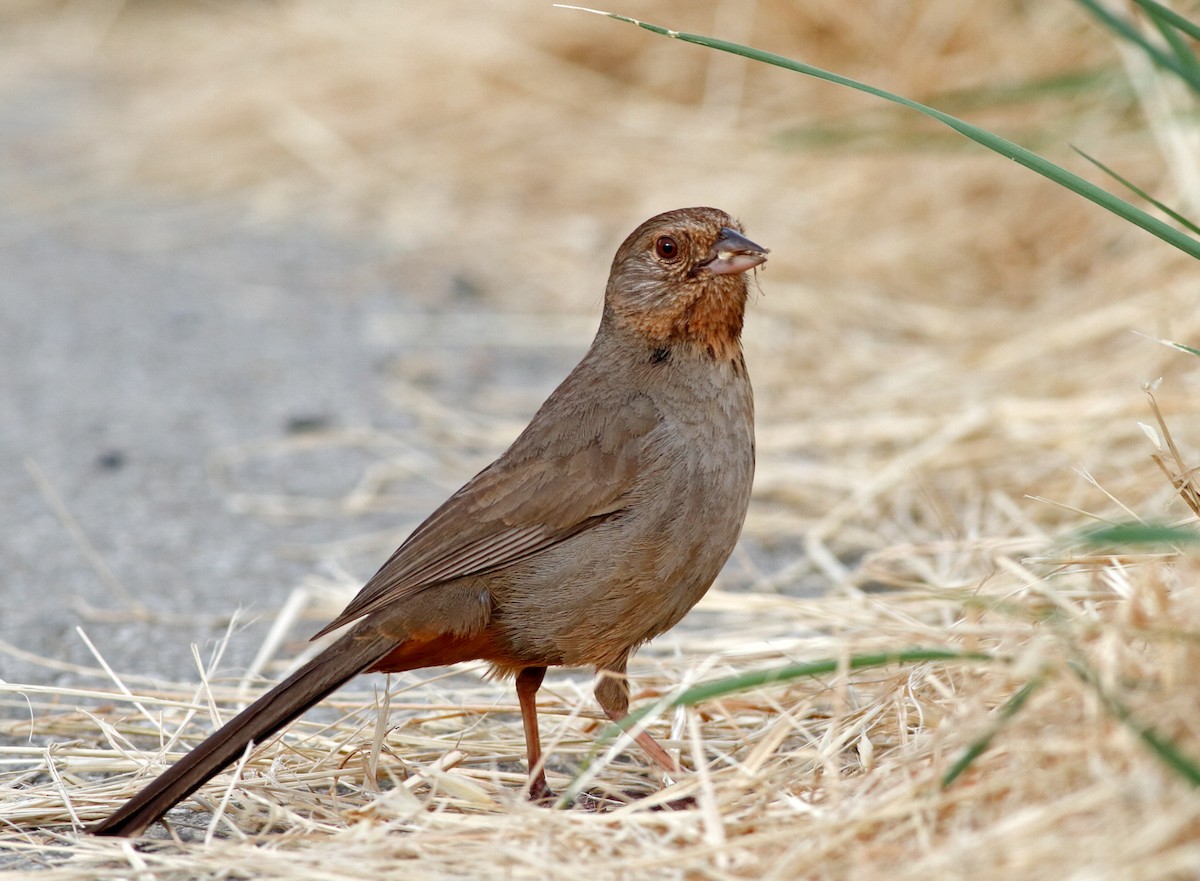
[{"xmin": 654, "ymin": 236, "xmax": 680, "ymax": 261}]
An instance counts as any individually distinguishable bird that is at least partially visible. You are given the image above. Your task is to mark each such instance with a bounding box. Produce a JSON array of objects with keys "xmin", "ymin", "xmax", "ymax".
[{"xmin": 91, "ymin": 206, "xmax": 767, "ymax": 837}]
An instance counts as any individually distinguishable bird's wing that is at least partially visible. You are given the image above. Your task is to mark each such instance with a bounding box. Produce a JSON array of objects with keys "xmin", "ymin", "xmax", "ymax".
[{"xmin": 314, "ymin": 382, "xmax": 660, "ymax": 638}]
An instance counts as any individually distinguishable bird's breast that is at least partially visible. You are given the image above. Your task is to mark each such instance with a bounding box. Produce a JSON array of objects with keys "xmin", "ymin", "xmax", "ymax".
[{"xmin": 488, "ymin": 353, "xmax": 755, "ymax": 669}]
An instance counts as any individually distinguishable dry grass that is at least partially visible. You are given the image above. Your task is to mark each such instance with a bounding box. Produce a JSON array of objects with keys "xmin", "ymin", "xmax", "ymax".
[{"xmin": 3, "ymin": 1, "xmax": 1200, "ymax": 878}]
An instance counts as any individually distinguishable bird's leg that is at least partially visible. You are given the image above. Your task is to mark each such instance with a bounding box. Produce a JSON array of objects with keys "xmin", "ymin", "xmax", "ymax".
[
  {"xmin": 594, "ymin": 662, "xmax": 679, "ymax": 775},
  {"xmin": 515, "ymin": 665, "xmax": 552, "ymax": 801}
]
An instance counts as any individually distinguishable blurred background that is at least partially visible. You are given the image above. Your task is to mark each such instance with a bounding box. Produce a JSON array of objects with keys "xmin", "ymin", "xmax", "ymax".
[{"xmin": 1, "ymin": 1, "xmax": 1196, "ymax": 686}]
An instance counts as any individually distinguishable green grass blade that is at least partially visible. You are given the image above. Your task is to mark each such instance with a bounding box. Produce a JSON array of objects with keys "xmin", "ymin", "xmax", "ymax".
[
  {"xmin": 1163, "ymin": 339, "xmax": 1200, "ymax": 358},
  {"xmin": 942, "ymin": 677, "xmax": 1042, "ymax": 788},
  {"xmin": 1143, "ymin": 5, "xmax": 1200, "ymax": 95},
  {"xmin": 1130, "ymin": 0, "xmax": 1200, "ymax": 43},
  {"xmin": 1080, "ymin": 522, "xmax": 1200, "ymax": 546},
  {"xmin": 559, "ymin": 8, "xmax": 1200, "ymax": 261},
  {"xmin": 595, "ymin": 648, "xmax": 991, "ymax": 751},
  {"xmin": 1071, "ymin": 661, "xmax": 1200, "ymax": 787},
  {"xmin": 1073, "ymin": 0, "xmax": 1200, "ymax": 94},
  {"xmin": 560, "ymin": 647, "xmax": 990, "ymax": 803},
  {"xmin": 930, "ymin": 68, "xmax": 1116, "ymax": 113},
  {"xmin": 1073, "ymin": 147, "xmax": 1200, "ymax": 235},
  {"xmin": 667, "ymin": 648, "xmax": 991, "ymax": 707}
]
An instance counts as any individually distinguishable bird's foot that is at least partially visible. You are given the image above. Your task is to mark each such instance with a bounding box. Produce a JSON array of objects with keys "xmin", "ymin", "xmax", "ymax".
[{"xmin": 526, "ymin": 774, "xmax": 557, "ymax": 805}]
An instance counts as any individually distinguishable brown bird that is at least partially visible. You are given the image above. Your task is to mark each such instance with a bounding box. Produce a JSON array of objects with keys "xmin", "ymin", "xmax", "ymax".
[{"xmin": 91, "ymin": 206, "xmax": 767, "ymax": 837}]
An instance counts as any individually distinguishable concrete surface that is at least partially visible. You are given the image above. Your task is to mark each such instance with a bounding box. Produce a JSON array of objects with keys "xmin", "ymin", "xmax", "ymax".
[{"xmin": 0, "ymin": 75, "xmax": 581, "ymax": 693}]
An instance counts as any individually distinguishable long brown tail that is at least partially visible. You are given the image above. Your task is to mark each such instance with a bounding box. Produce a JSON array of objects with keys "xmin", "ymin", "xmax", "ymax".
[{"xmin": 90, "ymin": 625, "xmax": 398, "ymax": 837}]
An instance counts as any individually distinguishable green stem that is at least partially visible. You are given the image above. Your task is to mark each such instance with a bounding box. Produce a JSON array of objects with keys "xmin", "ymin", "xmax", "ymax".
[{"xmin": 563, "ymin": 7, "xmax": 1200, "ymax": 261}]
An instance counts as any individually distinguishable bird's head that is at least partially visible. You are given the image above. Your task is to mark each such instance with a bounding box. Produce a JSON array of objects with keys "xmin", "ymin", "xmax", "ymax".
[{"xmin": 603, "ymin": 207, "xmax": 767, "ymax": 362}]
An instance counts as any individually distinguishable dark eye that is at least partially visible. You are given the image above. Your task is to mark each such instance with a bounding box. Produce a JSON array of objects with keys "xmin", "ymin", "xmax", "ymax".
[{"xmin": 655, "ymin": 236, "xmax": 680, "ymax": 261}]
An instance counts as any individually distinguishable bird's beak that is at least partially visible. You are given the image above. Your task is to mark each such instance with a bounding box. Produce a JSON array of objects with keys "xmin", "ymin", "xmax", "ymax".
[{"xmin": 706, "ymin": 228, "xmax": 769, "ymax": 276}]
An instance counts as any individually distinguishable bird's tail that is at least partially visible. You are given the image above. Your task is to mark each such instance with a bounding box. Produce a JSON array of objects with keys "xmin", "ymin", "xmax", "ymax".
[{"xmin": 90, "ymin": 624, "xmax": 396, "ymax": 837}]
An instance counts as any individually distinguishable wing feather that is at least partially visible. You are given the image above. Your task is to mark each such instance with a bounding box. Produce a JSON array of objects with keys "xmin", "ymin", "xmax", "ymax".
[{"xmin": 314, "ymin": 368, "xmax": 659, "ymax": 638}]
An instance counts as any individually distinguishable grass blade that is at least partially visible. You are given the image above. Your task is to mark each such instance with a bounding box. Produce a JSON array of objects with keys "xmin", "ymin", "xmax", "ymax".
[
  {"xmin": 1073, "ymin": 147, "xmax": 1200, "ymax": 235},
  {"xmin": 1080, "ymin": 522, "xmax": 1200, "ymax": 546},
  {"xmin": 942, "ymin": 677, "xmax": 1042, "ymax": 788},
  {"xmin": 1071, "ymin": 661, "xmax": 1200, "ymax": 787},
  {"xmin": 588, "ymin": 649, "xmax": 991, "ymax": 765},
  {"xmin": 559, "ymin": 7, "xmax": 1200, "ymax": 261},
  {"xmin": 663, "ymin": 648, "xmax": 991, "ymax": 708},
  {"xmin": 562, "ymin": 648, "xmax": 990, "ymax": 803},
  {"xmin": 1162, "ymin": 339, "xmax": 1200, "ymax": 358},
  {"xmin": 1147, "ymin": 13, "xmax": 1200, "ymax": 89},
  {"xmin": 1073, "ymin": 0, "xmax": 1200, "ymax": 95},
  {"xmin": 1131, "ymin": 0, "xmax": 1200, "ymax": 41}
]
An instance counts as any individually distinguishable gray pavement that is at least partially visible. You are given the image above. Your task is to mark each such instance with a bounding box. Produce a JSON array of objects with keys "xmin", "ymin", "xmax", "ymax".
[{"xmin": 0, "ymin": 76, "xmax": 580, "ymax": 692}]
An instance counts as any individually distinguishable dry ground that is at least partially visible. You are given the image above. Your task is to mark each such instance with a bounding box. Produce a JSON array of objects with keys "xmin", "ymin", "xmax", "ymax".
[{"xmin": 2, "ymin": 1, "xmax": 1199, "ymax": 879}]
